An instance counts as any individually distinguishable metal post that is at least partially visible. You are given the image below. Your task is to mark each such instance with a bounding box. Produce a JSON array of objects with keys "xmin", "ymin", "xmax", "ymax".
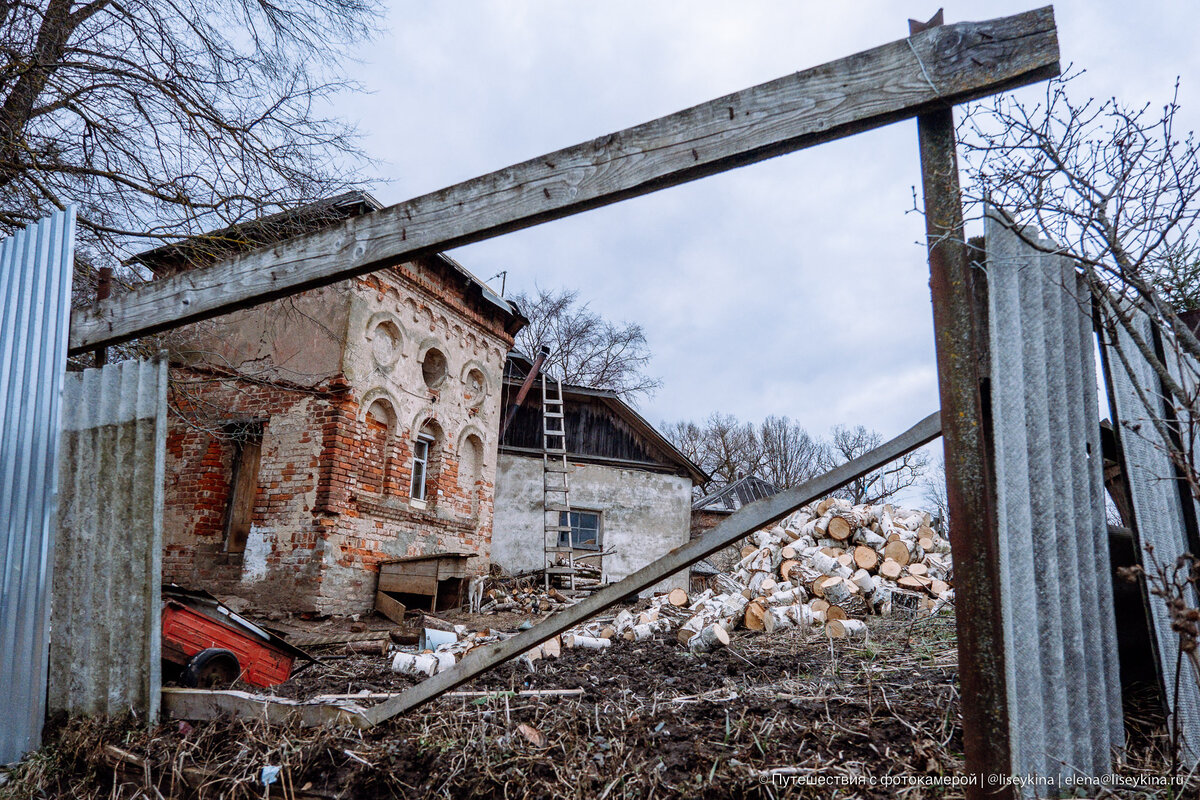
[
  {"xmin": 911, "ymin": 13, "xmax": 1010, "ymax": 796},
  {"xmin": 500, "ymin": 345, "xmax": 550, "ymax": 438}
]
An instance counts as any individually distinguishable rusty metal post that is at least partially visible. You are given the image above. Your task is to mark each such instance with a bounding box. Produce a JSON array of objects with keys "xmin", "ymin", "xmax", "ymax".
[
  {"xmin": 499, "ymin": 345, "xmax": 550, "ymax": 438},
  {"xmin": 911, "ymin": 13, "xmax": 1010, "ymax": 797}
]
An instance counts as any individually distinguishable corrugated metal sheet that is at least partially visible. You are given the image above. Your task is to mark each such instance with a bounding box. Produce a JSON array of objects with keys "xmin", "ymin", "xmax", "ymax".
[
  {"xmin": 692, "ymin": 476, "xmax": 781, "ymax": 513},
  {"xmin": 50, "ymin": 357, "xmax": 167, "ymax": 720},
  {"xmin": 1105, "ymin": 305, "xmax": 1200, "ymax": 758},
  {"xmin": 985, "ymin": 214, "xmax": 1123, "ymax": 788},
  {"xmin": 0, "ymin": 208, "xmax": 77, "ymax": 765}
]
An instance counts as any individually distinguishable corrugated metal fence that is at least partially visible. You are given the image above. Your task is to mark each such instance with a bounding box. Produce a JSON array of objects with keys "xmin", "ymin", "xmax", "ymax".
[
  {"xmin": 985, "ymin": 214, "xmax": 1123, "ymax": 786},
  {"xmin": 50, "ymin": 357, "xmax": 167, "ymax": 720},
  {"xmin": 1105, "ymin": 305, "xmax": 1200, "ymax": 758},
  {"xmin": 0, "ymin": 209, "xmax": 77, "ymax": 765}
]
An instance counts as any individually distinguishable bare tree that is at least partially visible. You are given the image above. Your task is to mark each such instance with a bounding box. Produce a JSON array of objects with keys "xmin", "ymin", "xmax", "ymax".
[
  {"xmin": 0, "ymin": 0, "xmax": 377, "ymax": 278},
  {"xmin": 662, "ymin": 419, "xmax": 705, "ymax": 467},
  {"xmin": 822, "ymin": 425, "xmax": 927, "ymax": 505},
  {"xmin": 699, "ymin": 413, "xmax": 763, "ymax": 488},
  {"xmin": 921, "ymin": 456, "xmax": 949, "ymax": 532},
  {"xmin": 664, "ymin": 412, "xmax": 826, "ymax": 495},
  {"xmin": 960, "ymin": 73, "xmax": 1200, "ymax": 507},
  {"xmin": 759, "ymin": 414, "xmax": 826, "ymax": 489},
  {"xmin": 512, "ymin": 287, "xmax": 662, "ymax": 402}
]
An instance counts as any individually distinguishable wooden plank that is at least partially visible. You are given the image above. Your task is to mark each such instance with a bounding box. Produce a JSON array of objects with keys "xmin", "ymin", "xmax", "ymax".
[
  {"xmin": 285, "ymin": 630, "xmax": 389, "ymax": 647},
  {"xmin": 223, "ymin": 439, "xmax": 261, "ymax": 554},
  {"xmin": 913, "ymin": 13, "xmax": 1009, "ymax": 788},
  {"xmin": 374, "ymin": 591, "xmax": 407, "ymax": 625},
  {"xmin": 378, "ymin": 573, "xmax": 437, "ymax": 595},
  {"xmin": 161, "ymin": 687, "xmax": 370, "ymax": 727},
  {"xmin": 436, "ymin": 560, "xmax": 469, "ymax": 579},
  {"xmin": 380, "ymin": 561, "xmax": 439, "ymax": 578},
  {"xmin": 68, "ymin": 9, "xmax": 1058, "ymax": 354},
  {"xmin": 361, "ymin": 411, "xmax": 942, "ymax": 726}
]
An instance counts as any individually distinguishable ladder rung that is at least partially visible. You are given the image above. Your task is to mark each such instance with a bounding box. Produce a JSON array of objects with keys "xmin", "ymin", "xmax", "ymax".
[
  {"xmin": 544, "ymin": 411, "xmax": 564, "ymax": 419},
  {"xmin": 546, "ymin": 503, "xmax": 571, "ymax": 512},
  {"xmin": 544, "ymin": 567, "xmax": 576, "ymax": 575},
  {"xmin": 543, "ymin": 448, "xmax": 567, "ymax": 455},
  {"xmin": 545, "ymin": 525, "xmax": 573, "ymax": 532},
  {"xmin": 545, "ymin": 463, "xmax": 570, "ymax": 473}
]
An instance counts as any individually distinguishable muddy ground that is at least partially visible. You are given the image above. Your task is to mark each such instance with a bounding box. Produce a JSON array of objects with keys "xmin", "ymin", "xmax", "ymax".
[{"xmin": 1, "ymin": 611, "xmax": 1185, "ymax": 799}]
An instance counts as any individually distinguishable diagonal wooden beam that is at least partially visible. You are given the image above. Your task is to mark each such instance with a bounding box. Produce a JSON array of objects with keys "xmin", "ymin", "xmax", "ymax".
[
  {"xmin": 69, "ymin": 8, "xmax": 1058, "ymax": 354},
  {"xmin": 360, "ymin": 411, "xmax": 942, "ymax": 726}
]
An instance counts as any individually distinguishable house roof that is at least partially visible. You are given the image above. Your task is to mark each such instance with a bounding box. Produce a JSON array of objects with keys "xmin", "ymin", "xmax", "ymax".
[
  {"xmin": 499, "ymin": 369, "xmax": 707, "ymax": 485},
  {"xmin": 692, "ymin": 475, "xmax": 780, "ymax": 513},
  {"xmin": 127, "ymin": 191, "xmax": 522, "ymax": 325}
]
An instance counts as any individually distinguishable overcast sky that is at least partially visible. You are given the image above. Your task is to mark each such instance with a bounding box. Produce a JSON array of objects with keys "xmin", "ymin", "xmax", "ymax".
[{"xmin": 330, "ymin": 1, "xmax": 1200, "ymax": 445}]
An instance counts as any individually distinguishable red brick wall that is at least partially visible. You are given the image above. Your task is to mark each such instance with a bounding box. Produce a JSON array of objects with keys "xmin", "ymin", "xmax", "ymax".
[
  {"xmin": 163, "ymin": 368, "xmax": 329, "ymax": 610},
  {"xmin": 163, "ymin": 366, "xmax": 497, "ymax": 614}
]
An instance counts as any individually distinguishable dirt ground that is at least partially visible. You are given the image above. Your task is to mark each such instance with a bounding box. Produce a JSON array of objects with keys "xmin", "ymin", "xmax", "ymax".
[{"xmin": 0, "ymin": 610, "xmax": 1187, "ymax": 799}]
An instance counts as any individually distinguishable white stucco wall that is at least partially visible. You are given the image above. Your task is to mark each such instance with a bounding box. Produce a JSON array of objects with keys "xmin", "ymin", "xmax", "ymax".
[{"xmin": 492, "ymin": 453, "xmax": 692, "ymax": 594}]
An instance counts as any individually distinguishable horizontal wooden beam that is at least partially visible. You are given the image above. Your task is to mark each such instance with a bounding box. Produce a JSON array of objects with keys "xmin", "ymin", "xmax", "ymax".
[
  {"xmin": 69, "ymin": 8, "xmax": 1058, "ymax": 354},
  {"xmin": 360, "ymin": 410, "xmax": 942, "ymax": 726}
]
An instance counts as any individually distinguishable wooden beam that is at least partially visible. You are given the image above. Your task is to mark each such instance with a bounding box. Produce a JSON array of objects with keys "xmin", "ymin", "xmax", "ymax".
[
  {"xmin": 915, "ymin": 55, "xmax": 1010, "ymax": 798},
  {"xmin": 69, "ymin": 8, "xmax": 1058, "ymax": 354},
  {"xmin": 361, "ymin": 411, "xmax": 941, "ymax": 726},
  {"xmin": 161, "ymin": 687, "xmax": 370, "ymax": 727}
]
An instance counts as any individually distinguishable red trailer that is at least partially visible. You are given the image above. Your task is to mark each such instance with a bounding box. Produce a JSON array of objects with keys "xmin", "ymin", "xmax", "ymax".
[{"xmin": 161, "ymin": 586, "xmax": 313, "ymax": 688}]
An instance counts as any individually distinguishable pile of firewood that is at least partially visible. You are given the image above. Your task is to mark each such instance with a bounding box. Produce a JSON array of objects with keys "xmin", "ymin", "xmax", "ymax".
[
  {"xmin": 734, "ymin": 497, "xmax": 955, "ymax": 631},
  {"xmin": 478, "ymin": 583, "xmax": 577, "ymax": 615},
  {"xmin": 389, "ymin": 499, "xmax": 952, "ymax": 677}
]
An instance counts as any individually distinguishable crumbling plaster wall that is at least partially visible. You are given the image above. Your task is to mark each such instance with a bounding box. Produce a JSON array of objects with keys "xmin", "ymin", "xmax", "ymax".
[
  {"xmin": 315, "ymin": 269, "xmax": 509, "ymax": 611},
  {"xmin": 492, "ymin": 453, "xmax": 691, "ymax": 594},
  {"xmin": 167, "ymin": 283, "xmax": 351, "ymax": 387}
]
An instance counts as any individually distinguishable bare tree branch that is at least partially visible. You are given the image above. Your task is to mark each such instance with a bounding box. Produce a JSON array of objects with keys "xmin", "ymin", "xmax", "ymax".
[{"xmin": 511, "ymin": 286, "xmax": 662, "ymax": 403}]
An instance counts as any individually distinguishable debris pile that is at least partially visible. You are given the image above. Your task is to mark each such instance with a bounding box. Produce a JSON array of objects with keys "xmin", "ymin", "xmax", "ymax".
[{"xmin": 478, "ymin": 581, "xmax": 578, "ymax": 615}]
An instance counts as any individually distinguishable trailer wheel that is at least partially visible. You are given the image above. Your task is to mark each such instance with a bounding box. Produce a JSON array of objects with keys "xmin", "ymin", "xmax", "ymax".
[{"xmin": 181, "ymin": 648, "xmax": 241, "ymax": 688}]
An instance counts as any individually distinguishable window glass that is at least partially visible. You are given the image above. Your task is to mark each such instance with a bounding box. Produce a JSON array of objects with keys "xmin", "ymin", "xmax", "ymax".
[
  {"xmin": 558, "ymin": 510, "xmax": 601, "ymax": 549},
  {"xmin": 411, "ymin": 437, "xmax": 430, "ymax": 501}
]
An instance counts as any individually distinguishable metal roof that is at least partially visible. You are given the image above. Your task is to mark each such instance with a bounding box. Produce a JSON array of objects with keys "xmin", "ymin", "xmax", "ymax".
[{"xmin": 692, "ymin": 475, "xmax": 780, "ymax": 513}]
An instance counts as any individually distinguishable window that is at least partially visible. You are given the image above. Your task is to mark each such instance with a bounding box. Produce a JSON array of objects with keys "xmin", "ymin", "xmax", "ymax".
[
  {"xmin": 558, "ymin": 510, "xmax": 601, "ymax": 550},
  {"xmin": 410, "ymin": 434, "xmax": 433, "ymax": 502}
]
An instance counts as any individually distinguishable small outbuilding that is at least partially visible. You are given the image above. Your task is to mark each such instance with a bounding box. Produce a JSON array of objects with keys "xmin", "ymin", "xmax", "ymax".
[{"xmin": 491, "ymin": 354, "xmax": 706, "ymax": 593}]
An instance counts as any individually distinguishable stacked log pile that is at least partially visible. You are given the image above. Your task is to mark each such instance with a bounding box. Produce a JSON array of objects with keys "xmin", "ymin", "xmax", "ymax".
[
  {"xmin": 479, "ymin": 583, "xmax": 577, "ymax": 615},
  {"xmin": 734, "ymin": 498, "xmax": 954, "ymax": 626},
  {"xmin": 389, "ymin": 499, "xmax": 951, "ymax": 677}
]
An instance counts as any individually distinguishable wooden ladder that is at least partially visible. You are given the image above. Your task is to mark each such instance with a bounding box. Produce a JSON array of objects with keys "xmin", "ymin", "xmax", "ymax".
[{"xmin": 541, "ymin": 373, "xmax": 576, "ymax": 591}]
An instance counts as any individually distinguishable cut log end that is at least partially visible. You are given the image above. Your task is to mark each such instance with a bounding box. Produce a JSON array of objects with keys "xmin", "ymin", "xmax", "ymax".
[
  {"xmin": 827, "ymin": 516, "xmax": 853, "ymax": 541},
  {"xmin": 827, "ymin": 619, "xmax": 868, "ymax": 640}
]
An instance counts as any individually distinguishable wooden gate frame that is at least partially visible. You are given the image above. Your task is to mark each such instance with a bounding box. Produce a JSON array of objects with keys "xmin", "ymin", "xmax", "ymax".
[{"xmin": 68, "ymin": 10, "xmax": 1061, "ymax": 796}]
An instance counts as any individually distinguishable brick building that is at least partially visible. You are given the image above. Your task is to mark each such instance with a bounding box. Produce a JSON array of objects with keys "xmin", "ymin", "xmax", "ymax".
[{"xmin": 150, "ymin": 193, "xmax": 525, "ymax": 614}]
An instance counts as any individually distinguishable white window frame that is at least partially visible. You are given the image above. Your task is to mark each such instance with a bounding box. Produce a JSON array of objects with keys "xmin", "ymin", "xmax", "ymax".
[
  {"xmin": 410, "ymin": 434, "xmax": 434, "ymax": 503},
  {"xmin": 558, "ymin": 509, "xmax": 602, "ymax": 550}
]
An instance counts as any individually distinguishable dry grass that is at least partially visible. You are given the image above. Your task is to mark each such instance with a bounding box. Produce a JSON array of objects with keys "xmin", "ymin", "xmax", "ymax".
[{"xmin": 0, "ymin": 612, "xmax": 1191, "ymax": 799}]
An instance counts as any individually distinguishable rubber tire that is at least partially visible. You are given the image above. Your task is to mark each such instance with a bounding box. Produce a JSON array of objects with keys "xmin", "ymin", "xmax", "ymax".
[{"xmin": 181, "ymin": 648, "xmax": 241, "ymax": 688}]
